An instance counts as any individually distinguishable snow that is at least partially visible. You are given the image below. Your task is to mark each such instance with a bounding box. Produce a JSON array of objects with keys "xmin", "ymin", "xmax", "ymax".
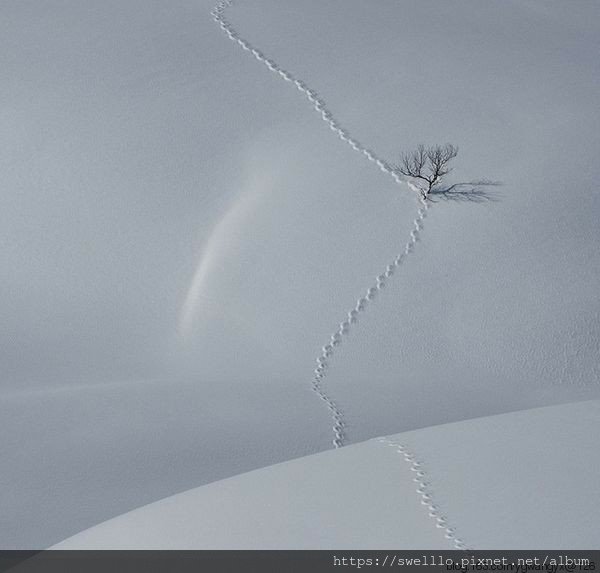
[
  {"xmin": 53, "ymin": 401, "xmax": 600, "ymax": 549},
  {"xmin": 1, "ymin": 0, "xmax": 599, "ymax": 548}
]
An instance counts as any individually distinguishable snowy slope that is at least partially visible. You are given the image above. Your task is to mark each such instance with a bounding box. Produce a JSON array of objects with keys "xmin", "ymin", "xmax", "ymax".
[
  {"xmin": 1, "ymin": 0, "xmax": 599, "ymax": 548},
  {"xmin": 54, "ymin": 401, "xmax": 600, "ymax": 550}
]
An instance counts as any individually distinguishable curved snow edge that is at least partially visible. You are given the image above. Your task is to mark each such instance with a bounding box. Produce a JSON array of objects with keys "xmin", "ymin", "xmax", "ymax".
[{"xmin": 52, "ymin": 400, "xmax": 600, "ymax": 549}]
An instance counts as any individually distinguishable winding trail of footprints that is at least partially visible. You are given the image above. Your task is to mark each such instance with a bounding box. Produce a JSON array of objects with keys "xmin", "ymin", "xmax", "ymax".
[
  {"xmin": 210, "ymin": 2, "xmax": 471, "ymax": 546},
  {"xmin": 378, "ymin": 437, "xmax": 470, "ymax": 550},
  {"xmin": 314, "ymin": 204, "xmax": 428, "ymax": 447},
  {"xmin": 210, "ymin": 0, "xmax": 429, "ymax": 448}
]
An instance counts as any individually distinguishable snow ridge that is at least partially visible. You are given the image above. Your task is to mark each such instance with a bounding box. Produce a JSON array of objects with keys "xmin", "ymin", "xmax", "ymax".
[
  {"xmin": 378, "ymin": 437, "xmax": 470, "ymax": 550},
  {"xmin": 211, "ymin": 0, "xmax": 428, "ymax": 448}
]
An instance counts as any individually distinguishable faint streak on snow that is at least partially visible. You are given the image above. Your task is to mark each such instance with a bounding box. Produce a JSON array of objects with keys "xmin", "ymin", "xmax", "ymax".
[{"xmin": 178, "ymin": 172, "xmax": 271, "ymax": 339}]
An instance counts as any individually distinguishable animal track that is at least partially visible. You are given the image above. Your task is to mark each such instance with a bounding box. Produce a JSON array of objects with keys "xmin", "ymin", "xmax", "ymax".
[
  {"xmin": 378, "ymin": 436, "xmax": 470, "ymax": 550},
  {"xmin": 211, "ymin": 0, "xmax": 428, "ymax": 448}
]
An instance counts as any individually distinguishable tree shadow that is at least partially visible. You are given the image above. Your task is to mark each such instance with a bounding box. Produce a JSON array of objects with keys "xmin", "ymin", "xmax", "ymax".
[{"xmin": 427, "ymin": 180, "xmax": 502, "ymax": 203}]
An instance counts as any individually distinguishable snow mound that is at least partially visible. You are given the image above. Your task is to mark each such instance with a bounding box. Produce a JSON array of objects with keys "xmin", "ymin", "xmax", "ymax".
[{"xmin": 54, "ymin": 400, "xmax": 600, "ymax": 549}]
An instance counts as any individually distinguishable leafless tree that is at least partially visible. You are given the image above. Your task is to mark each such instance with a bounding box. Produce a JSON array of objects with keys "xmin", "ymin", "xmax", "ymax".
[{"xmin": 396, "ymin": 143, "xmax": 459, "ymax": 199}]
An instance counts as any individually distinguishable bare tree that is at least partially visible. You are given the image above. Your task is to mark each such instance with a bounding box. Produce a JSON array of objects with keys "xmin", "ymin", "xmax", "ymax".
[{"xmin": 396, "ymin": 143, "xmax": 459, "ymax": 199}]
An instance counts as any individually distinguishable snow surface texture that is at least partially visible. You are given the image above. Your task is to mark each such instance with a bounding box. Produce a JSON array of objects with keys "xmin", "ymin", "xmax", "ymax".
[
  {"xmin": 2, "ymin": 0, "xmax": 600, "ymax": 548},
  {"xmin": 54, "ymin": 401, "xmax": 600, "ymax": 550}
]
